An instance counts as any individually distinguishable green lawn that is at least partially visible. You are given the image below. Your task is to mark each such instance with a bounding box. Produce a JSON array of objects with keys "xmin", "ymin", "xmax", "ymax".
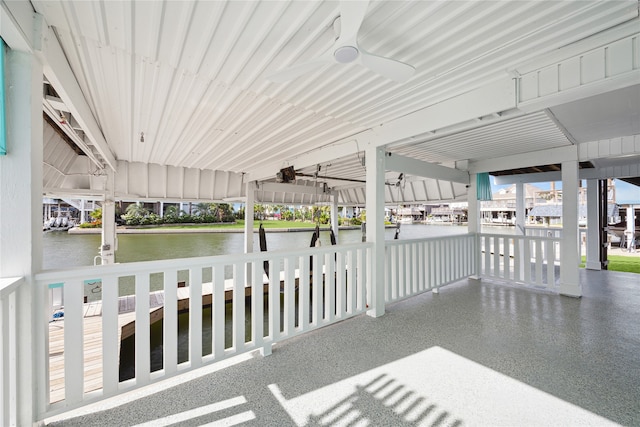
[
  {"xmin": 581, "ymin": 255, "xmax": 640, "ymax": 274},
  {"xmin": 152, "ymin": 219, "xmax": 320, "ymax": 230}
]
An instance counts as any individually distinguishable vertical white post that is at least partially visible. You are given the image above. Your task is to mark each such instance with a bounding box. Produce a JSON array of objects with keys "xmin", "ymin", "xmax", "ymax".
[
  {"xmin": 80, "ymin": 199, "xmax": 86, "ymax": 224},
  {"xmin": 586, "ymin": 179, "xmax": 601, "ymax": 269},
  {"xmin": 159, "ymin": 201, "xmax": 164, "ymax": 218},
  {"xmin": 560, "ymin": 160, "xmax": 581, "ymax": 297},
  {"xmin": 245, "ymin": 181, "xmax": 255, "ymax": 284},
  {"xmin": 625, "ymin": 206, "xmax": 635, "ymax": 251},
  {"xmin": 0, "ymin": 48, "xmax": 43, "ymax": 427},
  {"xmin": 467, "ymin": 173, "xmax": 481, "ymax": 278},
  {"xmin": 468, "ymin": 174, "xmax": 479, "ymax": 234},
  {"xmin": 331, "ymin": 193, "xmax": 339, "ymax": 242},
  {"xmin": 515, "ymin": 182, "xmax": 525, "ymax": 236},
  {"xmin": 244, "ymin": 182, "xmax": 255, "ymax": 255},
  {"xmin": 365, "ymin": 146, "xmax": 385, "ymax": 317},
  {"xmin": 101, "ymin": 169, "xmax": 117, "ymax": 264}
]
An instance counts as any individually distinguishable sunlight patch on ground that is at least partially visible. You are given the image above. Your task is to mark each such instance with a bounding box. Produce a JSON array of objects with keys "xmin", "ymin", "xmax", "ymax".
[{"xmin": 269, "ymin": 346, "xmax": 617, "ymax": 426}]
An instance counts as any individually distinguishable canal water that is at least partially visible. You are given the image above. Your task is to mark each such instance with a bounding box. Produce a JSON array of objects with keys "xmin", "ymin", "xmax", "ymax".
[
  {"xmin": 44, "ymin": 224, "xmax": 478, "ymax": 381},
  {"xmin": 42, "ymin": 223, "xmax": 471, "ymax": 270}
]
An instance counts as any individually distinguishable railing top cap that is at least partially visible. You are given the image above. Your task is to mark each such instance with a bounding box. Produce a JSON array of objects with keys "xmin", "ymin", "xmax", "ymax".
[{"xmin": 35, "ymin": 242, "xmax": 374, "ymax": 281}]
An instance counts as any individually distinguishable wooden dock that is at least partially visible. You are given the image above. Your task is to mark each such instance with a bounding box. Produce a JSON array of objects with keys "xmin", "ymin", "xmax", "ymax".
[{"xmin": 48, "ymin": 272, "xmax": 295, "ymax": 403}]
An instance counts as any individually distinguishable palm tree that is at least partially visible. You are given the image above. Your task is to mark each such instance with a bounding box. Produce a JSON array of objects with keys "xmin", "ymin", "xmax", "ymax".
[
  {"xmin": 254, "ymin": 204, "xmax": 265, "ymax": 220},
  {"xmin": 164, "ymin": 205, "xmax": 180, "ymax": 218},
  {"xmin": 125, "ymin": 202, "xmax": 149, "ymax": 217},
  {"xmin": 193, "ymin": 202, "xmax": 213, "ymax": 217}
]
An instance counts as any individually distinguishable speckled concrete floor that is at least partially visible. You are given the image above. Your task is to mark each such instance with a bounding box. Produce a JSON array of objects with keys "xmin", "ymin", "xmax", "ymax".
[{"xmin": 46, "ymin": 269, "xmax": 640, "ymax": 426}]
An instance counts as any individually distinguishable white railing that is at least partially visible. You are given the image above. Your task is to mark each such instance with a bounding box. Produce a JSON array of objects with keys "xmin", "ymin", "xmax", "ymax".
[
  {"xmin": 0, "ymin": 276, "xmax": 25, "ymax": 427},
  {"xmin": 384, "ymin": 234, "xmax": 477, "ymax": 303},
  {"xmin": 579, "ymin": 228, "xmax": 588, "ymax": 259},
  {"xmin": 478, "ymin": 233, "xmax": 560, "ymax": 290},
  {"xmin": 35, "ymin": 242, "xmax": 372, "ymax": 417},
  {"xmin": 525, "ymin": 227, "xmax": 562, "ymax": 238}
]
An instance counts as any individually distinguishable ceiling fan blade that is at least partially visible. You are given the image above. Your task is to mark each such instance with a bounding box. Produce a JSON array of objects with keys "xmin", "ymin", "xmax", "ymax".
[
  {"xmin": 338, "ymin": 0, "xmax": 370, "ymax": 43},
  {"xmin": 359, "ymin": 51, "xmax": 415, "ymax": 83},
  {"xmin": 266, "ymin": 56, "xmax": 332, "ymax": 83}
]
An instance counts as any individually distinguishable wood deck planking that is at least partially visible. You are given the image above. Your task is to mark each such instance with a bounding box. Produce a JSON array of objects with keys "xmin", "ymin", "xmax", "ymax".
[{"xmin": 48, "ymin": 272, "xmax": 299, "ymax": 404}]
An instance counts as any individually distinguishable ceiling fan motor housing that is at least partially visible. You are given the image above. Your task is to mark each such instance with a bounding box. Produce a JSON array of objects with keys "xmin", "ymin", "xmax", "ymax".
[{"xmin": 334, "ymin": 45, "xmax": 359, "ymax": 63}]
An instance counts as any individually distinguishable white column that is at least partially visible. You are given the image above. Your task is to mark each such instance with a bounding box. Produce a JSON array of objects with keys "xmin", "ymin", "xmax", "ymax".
[
  {"xmin": 101, "ymin": 170, "xmax": 117, "ymax": 264},
  {"xmin": 244, "ymin": 182, "xmax": 255, "ymax": 255},
  {"xmin": 331, "ymin": 193, "xmax": 339, "ymax": 242},
  {"xmin": 467, "ymin": 173, "xmax": 481, "ymax": 278},
  {"xmin": 365, "ymin": 146, "xmax": 386, "ymax": 317},
  {"xmin": 159, "ymin": 201, "xmax": 164, "ymax": 218},
  {"xmin": 0, "ymin": 48, "xmax": 43, "ymax": 427},
  {"xmin": 626, "ymin": 206, "xmax": 636, "ymax": 251},
  {"xmin": 515, "ymin": 182, "xmax": 525, "ymax": 236},
  {"xmin": 80, "ymin": 199, "xmax": 86, "ymax": 223},
  {"xmin": 244, "ymin": 182, "xmax": 255, "ymax": 284},
  {"xmin": 586, "ymin": 179, "xmax": 601, "ymax": 270},
  {"xmin": 560, "ymin": 160, "xmax": 581, "ymax": 297},
  {"xmin": 467, "ymin": 174, "xmax": 479, "ymax": 234}
]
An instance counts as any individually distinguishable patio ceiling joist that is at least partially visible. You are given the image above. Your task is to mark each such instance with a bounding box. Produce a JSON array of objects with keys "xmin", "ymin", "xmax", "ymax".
[{"xmin": 1, "ymin": 1, "xmax": 117, "ymax": 171}]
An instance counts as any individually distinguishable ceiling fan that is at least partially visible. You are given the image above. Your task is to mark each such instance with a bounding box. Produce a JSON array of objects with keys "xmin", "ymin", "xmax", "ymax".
[{"xmin": 267, "ymin": 0, "xmax": 415, "ymax": 84}]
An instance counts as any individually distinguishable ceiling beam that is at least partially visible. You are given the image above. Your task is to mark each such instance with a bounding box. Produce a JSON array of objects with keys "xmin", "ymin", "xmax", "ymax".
[
  {"xmin": 258, "ymin": 181, "xmax": 335, "ymax": 198},
  {"xmin": 39, "ymin": 24, "xmax": 117, "ymax": 171},
  {"xmin": 385, "ymin": 153, "xmax": 469, "ymax": 184},
  {"xmin": 469, "ymin": 146, "xmax": 577, "ymax": 174},
  {"xmin": 1, "ymin": 2, "xmax": 117, "ymax": 171}
]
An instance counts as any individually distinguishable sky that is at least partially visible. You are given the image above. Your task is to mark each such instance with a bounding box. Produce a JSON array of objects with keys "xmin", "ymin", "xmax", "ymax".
[{"xmin": 492, "ymin": 178, "xmax": 640, "ymax": 205}]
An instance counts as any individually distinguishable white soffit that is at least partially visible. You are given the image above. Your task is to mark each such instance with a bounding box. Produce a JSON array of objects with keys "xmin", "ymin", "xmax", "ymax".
[
  {"xmin": 388, "ymin": 111, "xmax": 572, "ymax": 164},
  {"xmin": 549, "ymin": 85, "xmax": 640, "ymax": 143}
]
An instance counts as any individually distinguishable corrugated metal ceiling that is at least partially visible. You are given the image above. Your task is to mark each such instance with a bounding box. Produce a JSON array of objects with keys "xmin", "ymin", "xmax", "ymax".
[{"xmin": 31, "ymin": 0, "xmax": 636, "ymax": 179}]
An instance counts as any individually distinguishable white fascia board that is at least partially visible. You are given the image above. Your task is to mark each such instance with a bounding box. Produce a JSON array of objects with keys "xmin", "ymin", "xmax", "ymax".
[
  {"xmin": 470, "ymin": 146, "xmax": 578, "ymax": 174},
  {"xmin": 43, "ymin": 187, "xmax": 106, "ymax": 198},
  {"xmin": 578, "ymin": 135, "xmax": 640, "ymax": 162},
  {"xmin": 259, "ymin": 181, "xmax": 335, "ymax": 197},
  {"xmin": 493, "ymin": 162, "xmax": 640, "ymax": 184},
  {"xmin": 493, "ymin": 171, "xmax": 562, "ymax": 185},
  {"xmin": 385, "ymin": 153, "xmax": 469, "ymax": 184},
  {"xmin": 0, "ymin": 0, "xmax": 35, "ymax": 52},
  {"xmin": 39, "ymin": 25, "xmax": 117, "ymax": 171},
  {"xmin": 518, "ymin": 70, "xmax": 640, "ymax": 114}
]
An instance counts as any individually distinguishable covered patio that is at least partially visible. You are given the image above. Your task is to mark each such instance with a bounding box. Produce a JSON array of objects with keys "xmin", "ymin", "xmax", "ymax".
[
  {"xmin": 44, "ymin": 268, "xmax": 640, "ymax": 426},
  {"xmin": 1, "ymin": 1, "xmax": 639, "ymax": 425}
]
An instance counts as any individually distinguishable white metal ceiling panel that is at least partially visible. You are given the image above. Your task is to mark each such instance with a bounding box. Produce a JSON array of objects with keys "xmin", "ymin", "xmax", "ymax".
[{"xmin": 18, "ymin": 0, "xmax": 638, "ymax": 203}]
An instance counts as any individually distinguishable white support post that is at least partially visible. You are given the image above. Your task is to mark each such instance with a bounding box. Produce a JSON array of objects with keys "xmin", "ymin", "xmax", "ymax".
[
  {"xmin": 101, "ymin": 170, "xmax": 117, "ymax": 264},
  {"xmin": 159, "ymin": 201, "xmax": 164, "ymax": 218},
  {"xmin": 560, "ymin": 160, "xmax": 581, "ymax": 297},
  {"xmin": 245, "ymin": 182, "xmax": 255, "ymax": 284},
  {"xmin": 0, "ymin": 48, "xmax": 43, "ymax": 427},
  {"xmin": 365, "ymin": 146, "xmax": 386, "ymax": 317},
  {"xmin": 331, "ymin": 193, "xmax": 339, "ymax": 242},
  {"xmin": 626, "ymin": 206, "xmax": 636, "ymax": 252},
  {"xmin": 467, "ymin": 173, "xmax": 481, "ymax": 279},
  {"xmin": 586, "ymin": 179, "xmax": 601, "ymax": 269},
  {"xmin": 80, "ymin": 199, "xmax": 86, "ymax": 224},
  {"xmin": 515, "ymin": 182, "xmax": 525, "ymax": 236},
  {"xmin": 468, "ymin": 174, "xmax": 479, "ymax": 234}
]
